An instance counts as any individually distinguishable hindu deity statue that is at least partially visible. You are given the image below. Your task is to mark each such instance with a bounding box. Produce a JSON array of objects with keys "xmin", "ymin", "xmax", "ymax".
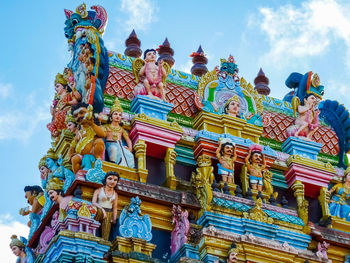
[
  {"xmin": 9, "ymin": 235, "xmax": 33, "ymax": 263},
  {"xmin": 284, "ymin": 72, "xmax": 323, "ymax": 141},
  {"xmin": 171, "ymin": 205, "xmax": 190, "ymax": 255},
  {"xmin": 132, "ymin": 49, "xmax": 171, "ymax": 102},
  {"xmin": 47, "ymin": 73, "xmax": 76, "ymax": 138},
  {"xmin": 64, "ymin": 4, "xmax": 109, "ymax": 114},
  {"xmin": 216, "ymin": 138, "xmax": 237, "ymax": 183},
  {"xmin": 287, "ymin": 93, "xmax": 320, "ymax": 140},
  {"xmin": 69, "ymin": 103, "xmax": 106, "ymax": 174},
  {"xmin": 65, "ymin": 111, "xmax": 78, "ymax": 136},
  {"xmin": 329, "ymin": 167, "xmax": 350, "ymax": 221},
  {"xmin": 245, "ymin": 145, "xmax": 266, "ymax": 191},
  {"xmin": 19, "ymin": 186, "xmax": 45, "ymax": 228},
  {"xmin": 100, "ymin": 98, "xmax": 135, "ymax": 168},
  {"xmin": 47, "ymin": 188, "xmax": 73, "ymax": 211},
  {"xmin": 224, "ymin": 95, "xmax": 240, "ymax": 118},
  {"xmin": 92, "ymin": 171, "xmax": 119, "ymax": 240}
]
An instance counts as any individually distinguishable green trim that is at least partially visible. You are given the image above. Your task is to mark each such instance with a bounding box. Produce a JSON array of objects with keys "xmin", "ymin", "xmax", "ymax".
[
  {"xmin": 317, "ymin": 152, "xmax": 339, "ymax": 166},
  {"xmin": 175, "ymin": 146, "xmax": 196, "ymax": 166},
  {"xmin": 259, "ymin": 137, "xmax": 283, "ymax": 152},
  {"xmin": 167, "ymin": 112, "xmax": 193, "ymax": 128}
]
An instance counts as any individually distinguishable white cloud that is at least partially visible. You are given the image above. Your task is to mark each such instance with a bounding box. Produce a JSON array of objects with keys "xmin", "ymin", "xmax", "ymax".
[
  {"xmin": 0, "ymin": 214, "xmax": 29, "ymax": 262},
  {"xmin": 256, "ymin": 0, "xmax": 350, "ymax": 68},
  {"xmin": 120, "ymin": 0, "xmax": 158, "ymax": 31},
  {"xmin": 177, "ymin": 60, "xmax": 192, "ymax": 74},
  {"xmin": 0, "ymin": 82, "xmax": 12, "ymax": 99}
]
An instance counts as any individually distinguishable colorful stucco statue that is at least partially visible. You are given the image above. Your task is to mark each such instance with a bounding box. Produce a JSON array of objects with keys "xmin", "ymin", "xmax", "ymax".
[
  {"xmin": 329, "ymin": 167, "xmax": 350, "ymax": 221},
  {"xmin": 316, "ymin": 241, "xmax": 330, "ymax": 261},
  {"xmin": 92, "ymin": 171, "xmax": 119, "ymax": 240},
  {"xmin": 224, "ymin": 95, "xmax": 240, "ymax": 118},
  {"xmin": 132, "ymin": 49, "xmax": 171, "ymax": 102},
  {"xmin": 216, "ymin": 138, "xmax": 237, "ymax": 184},
  {"xmin": 284, "ymin": 72, "xmax": 323, "ymax": 140},
  {"xmin": 47, "ymin": 73, "xmax": 76, "ymax": 138},
  {"xmin": 171, "ymin": 205, "xmax": 190, "ymax": 255},
  {"xmin": 69, "ymin": 103, "xmax": 106, "ymax": 174},
  {"xmin": 100, "ymin": 98, "xmax": 135, "ymax": 168},
  {"xmin": 119, "ymin": 196, "xmax": 152, "ymax": 241},
  {"xmin": 245, "ymin": 145, "xmax": 266, "ymax": 192},
  {"xmin": 9, "ymin": 235, "xmax": 34, "ymax": 263},
  {"xmin": 64, "ymin": 4, "xmax": 109, "ymax": 113}
]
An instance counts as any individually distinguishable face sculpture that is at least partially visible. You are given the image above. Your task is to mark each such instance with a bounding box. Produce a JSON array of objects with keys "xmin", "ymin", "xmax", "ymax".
[
  {"xmin": 73, "ymin": 107, "xmax": 88, "ymax": 124},
  {"xmin": 105, "ymin": 175, "xmax": 119, "ymax": 188},
  {"xmin": 39, "ymin": 165, "xmax": 50, "ymax": 179},
  {"xmin": 111, "ymin": 111, "xmax": 122, "ymax": 123},
  {"xmin": 227, "ymin": 251, "xmax": 238, "ymax": 263},
  {"xmin": 11, "ymin": 246, "xmax": 23, "ymax": 257},
  {"xmin": 227, "ymin": 100, "xmax": 240, "ymax": 116},
  {"xmin": 251, "ymin": 152, "xmax": 263, "ymax": 164},
  {"xmin": 48, "ymin": 190, "xmax": 59, "ymax": 202},
  {"xmin": 25, "ymin": 191, "xmax": 35, "ymax": 205},
  {"xmin": 304, "ymin": 94, "xmax": 317, "ymax": 108},
  {"xmin": 223, "ymin": 144, "xmax": 234, "ymax": 156},
  {"xmin": 145, "ymin": 50, "xmax": 156, "ymax": 63},
  {"xmin": 55, "ymin": 83, "xmax": 65, "ymax": 95},
  {"xmin": 66, "ymin": 121, "xmax": 77, "ymax": 133},
  {"xmin": 46, "ymin": 158, "xmax": 56, "ymax": 169}
]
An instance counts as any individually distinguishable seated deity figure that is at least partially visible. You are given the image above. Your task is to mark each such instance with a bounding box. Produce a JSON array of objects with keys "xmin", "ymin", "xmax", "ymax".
[
  {"xmin": 216, "ymin": 138, "xmax": 237, "ymax": 183},
  {"xmin": 224, "ymin": 95, "xmax": 240, "ymax": 118},
  {"xmin": 245, "ymin": 145, "xmax": 266, "ymax": 192},
  {"xmin": 69, "ymin": 102, "xmax": 106, "ymax": 174},
  {"xmin": 329, "ymin": 167, "xmax": 350, "ymax": 221},
  {"xmin": 287, "ymin": 93, "xmax": 320, "ymax": 140},
  {"xmin": 139, "ymin": 49, "xmax": 167, "ymax": 101},
  {"xmin": 19, "ymin": 186, "xmax": 45, "ymax": 227},
  {"xmin": 47, "ymin": 73, "xmax": 76, "ymax": 138},
  {"xmin": 9, "ymin": 235, "xmax": 28, "ymax": 263},
  {"xmin": 99, "ymin": 98, "xmax": 135, "ymax": 168},
  {"xmin": 92, "ymin": 171, "xmax": 119, "ymax": 240}
]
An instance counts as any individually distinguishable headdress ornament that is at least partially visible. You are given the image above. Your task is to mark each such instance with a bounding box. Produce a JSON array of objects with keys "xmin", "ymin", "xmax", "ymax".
[
  {"xmin": 76, "ymin": 3, "xmax": 88, "ymax": 18},
  {"xmin": 65, "ymin": 111, "xmax": 77, "ymax": 124},
  {"xmin": 46, "ymin": 177, "xmax": 64, "ymax": 191},
  {"xmin": 228, "ymin": 242, "xmax": 239, "ymax": 255},
  {"xmin": 224, "ymin": 95, "xmax": 240, "ymax": 108},
  {"xmin": 55, "ymin": 73, "xmax": 68, "ymax": 86},
  {"xmin": 110, "ymin": 98, "xmax": 123, "ymax": 114},
  {"xmin": 38, "ymin": 156, "xmax": 47, "ymax": 169},
  {"xmin": 9, "ymin": 235, "xmax": 25, "ymax": 249},
  {"xmin": 46, "ymin": 148, "xmax": 58, "ymax": 160},
  {"xmin": 248, "ymin": 144, "xmax": 263, "ymax": 152},
  {"xmin": 220, "ymin": 138, "xmax": 235, "ymax": 146}
]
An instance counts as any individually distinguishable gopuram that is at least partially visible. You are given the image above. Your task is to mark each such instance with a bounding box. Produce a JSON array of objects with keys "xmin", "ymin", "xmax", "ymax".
[{"xmin": 10, "ymin": 3, "xmax": 350, "ymax": 263}]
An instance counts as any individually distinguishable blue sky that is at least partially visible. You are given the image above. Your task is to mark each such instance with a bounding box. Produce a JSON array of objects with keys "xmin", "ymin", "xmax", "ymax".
[{"xmin": 1, "ymin": 0, "xmax": 350, "ymax": 260}]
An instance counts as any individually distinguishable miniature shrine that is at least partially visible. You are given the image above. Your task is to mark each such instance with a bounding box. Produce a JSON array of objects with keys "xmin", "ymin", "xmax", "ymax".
[{"xmin": 10, "ymin": 4, "xmax": 350, "ymax": 263}]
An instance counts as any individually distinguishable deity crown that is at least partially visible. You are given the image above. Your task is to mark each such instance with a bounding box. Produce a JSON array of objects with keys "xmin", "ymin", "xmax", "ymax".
[{"xmin": 110, "ymin": 98, "xmax": 123, "ymax": 114}]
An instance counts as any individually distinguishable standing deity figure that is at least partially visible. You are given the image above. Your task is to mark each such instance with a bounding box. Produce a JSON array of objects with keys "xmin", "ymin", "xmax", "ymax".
[
  {"xmin": 92, "ymin": 171, "xmax": 119, "ymax": 240},
  {"xmin": 47, "ymin": 73, "xmax": 76, "ymax": 138},
  {"xmin": 99, "ymin": 98, "xmax": 135, "ymax": 168},
  {"xmin": 287, "ymin": 93, "xmax": 320, "ymax": 140},
  {"xmin": 19, "ymin": 186, "xmax": 45, "ymax": 228},
  {"xmin": 224, "ymin": 95, "xmax": 240, "ymax": 118},
  {"xmin": 216, "ymin": 138, "xmax": 237, "ymax": 183},
  {"xmin": 329, "ymin": 167, "xmax": 350, "ymax": 221},
  {"xmin": 171, "ymin": 205, "xmax": 190, "ymax": 255},
  {"xmin": 69, "ymin": 103, "xmax": 106, "ymax": 174},
  {"xmin": 139, "ymin": 49, "xmax": 167, "ymax": 101},
  {"xmin": 245, "ymin": 145, "xmax": 266, "ymax": 191}
]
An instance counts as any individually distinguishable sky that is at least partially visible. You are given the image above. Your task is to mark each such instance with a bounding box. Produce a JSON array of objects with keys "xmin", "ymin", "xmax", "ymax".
[{"xmin": 1, "ymin": 0, "xmax": 350, "ymax": 260}]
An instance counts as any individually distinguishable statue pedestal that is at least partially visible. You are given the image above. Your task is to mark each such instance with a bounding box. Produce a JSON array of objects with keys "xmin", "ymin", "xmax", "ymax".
[
  {"xmin": 130, "ymin": 95, "xmax": 173, "ymax": 121},
  {"xmin": 282, "ymin": 137, "xmax": 322, "ymax": 160},
  {"xmin": 169, "ymin": 244, "xmax": 200, "ymax": 263},
  {"xmin": 284, "ymin": 155, "xmax": 336, "ymax": 198}
]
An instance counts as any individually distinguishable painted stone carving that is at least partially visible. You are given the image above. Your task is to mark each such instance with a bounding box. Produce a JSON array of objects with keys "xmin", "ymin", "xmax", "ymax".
[
  {"xmin": 132, "ymin": 49, "xmax": 171, "ymax": 101},
  {"xmin": 119, "ymin": 196, "xmax": 152, "ymax": 241},
  {"xmin": 171, "ymin": 205, "xmax": 190, "ymax": 255},
  {"xmin": 216, "ymin": 138, "xmax": 237, "ymax": 183},
  {"xmin": 245, "ymin": 145, "xmax": 266, "ymax": 192},
  {"xmin": 92, "ymin": 172, "xmax": 119, "ymax": 240},
  {"xmin": 9, "ymin": 235, "xmax": 35, "ymax": 263}
]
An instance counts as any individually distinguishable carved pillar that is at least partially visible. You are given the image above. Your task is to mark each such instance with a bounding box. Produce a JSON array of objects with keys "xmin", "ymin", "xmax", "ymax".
[
  {"xmin": 165, "ymin": 148, "xmax": 177, "ymax": 190},
  {"xmin": 291, "ymin": 180, "xmax": 309, "ymax": 233},
  {"xmin": 319, "ymin": 187, "xmax": 331, "ymax": 219},
  {"xmin": 191, "ymin": 155, "xmax": 214, "ymax": 217},
  {"xmin": 134, "ymin": 140, "xmax": 147, "ymax": 183}
]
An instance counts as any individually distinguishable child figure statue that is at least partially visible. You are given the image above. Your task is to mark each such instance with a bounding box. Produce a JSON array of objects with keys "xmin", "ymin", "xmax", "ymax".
[
  {"xmin": 92, "ymin": 171, "xmax": 119, "ymax": 240},
  {"xmin": 138, "ymin": 49, "xmax": 167, "ymax": 101},
  {"xmin": 216, "ymin": 138, "xmax": 237, "ymax": 184},
  {"xmin": 245, "ymin": 145, "xmax": 266, "ymax": 191}
]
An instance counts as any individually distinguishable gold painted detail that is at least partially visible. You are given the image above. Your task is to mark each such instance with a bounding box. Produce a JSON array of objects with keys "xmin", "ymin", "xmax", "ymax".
[
  {"xmin": 291, "ymin": 181, "xmax": 310, "ymax": 233},
  {"xmin": 77, "ymin": 202, "xmax": 92, "ymax": 218},
  {"xmin": 197, "ymin": 69, "xmax": 218, "ymax": 98},
  {"xmin": 240, "ymin": 77, "xmax": 263, "ymax": 114},
  {"xmin": 287, "ymin": 155, "xmax": 336, "ymax": 174},
  {"xmin": 191, "ymin": 155, "xmax": 215, "ymax": 214},
  {"xmin": 165, "ymin": 148, "xmax": 177, "ymax": 190},
  {"xmin": 318, "ymin": 187, "xmax": 331, "ymax": 219},
  {"xmin": 243, "ymin": 198, "xmax": 274, "ymax": 224},
  {"xmin": 134, "ymin": 113, "xmax": 183, "ymax": 133}
]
